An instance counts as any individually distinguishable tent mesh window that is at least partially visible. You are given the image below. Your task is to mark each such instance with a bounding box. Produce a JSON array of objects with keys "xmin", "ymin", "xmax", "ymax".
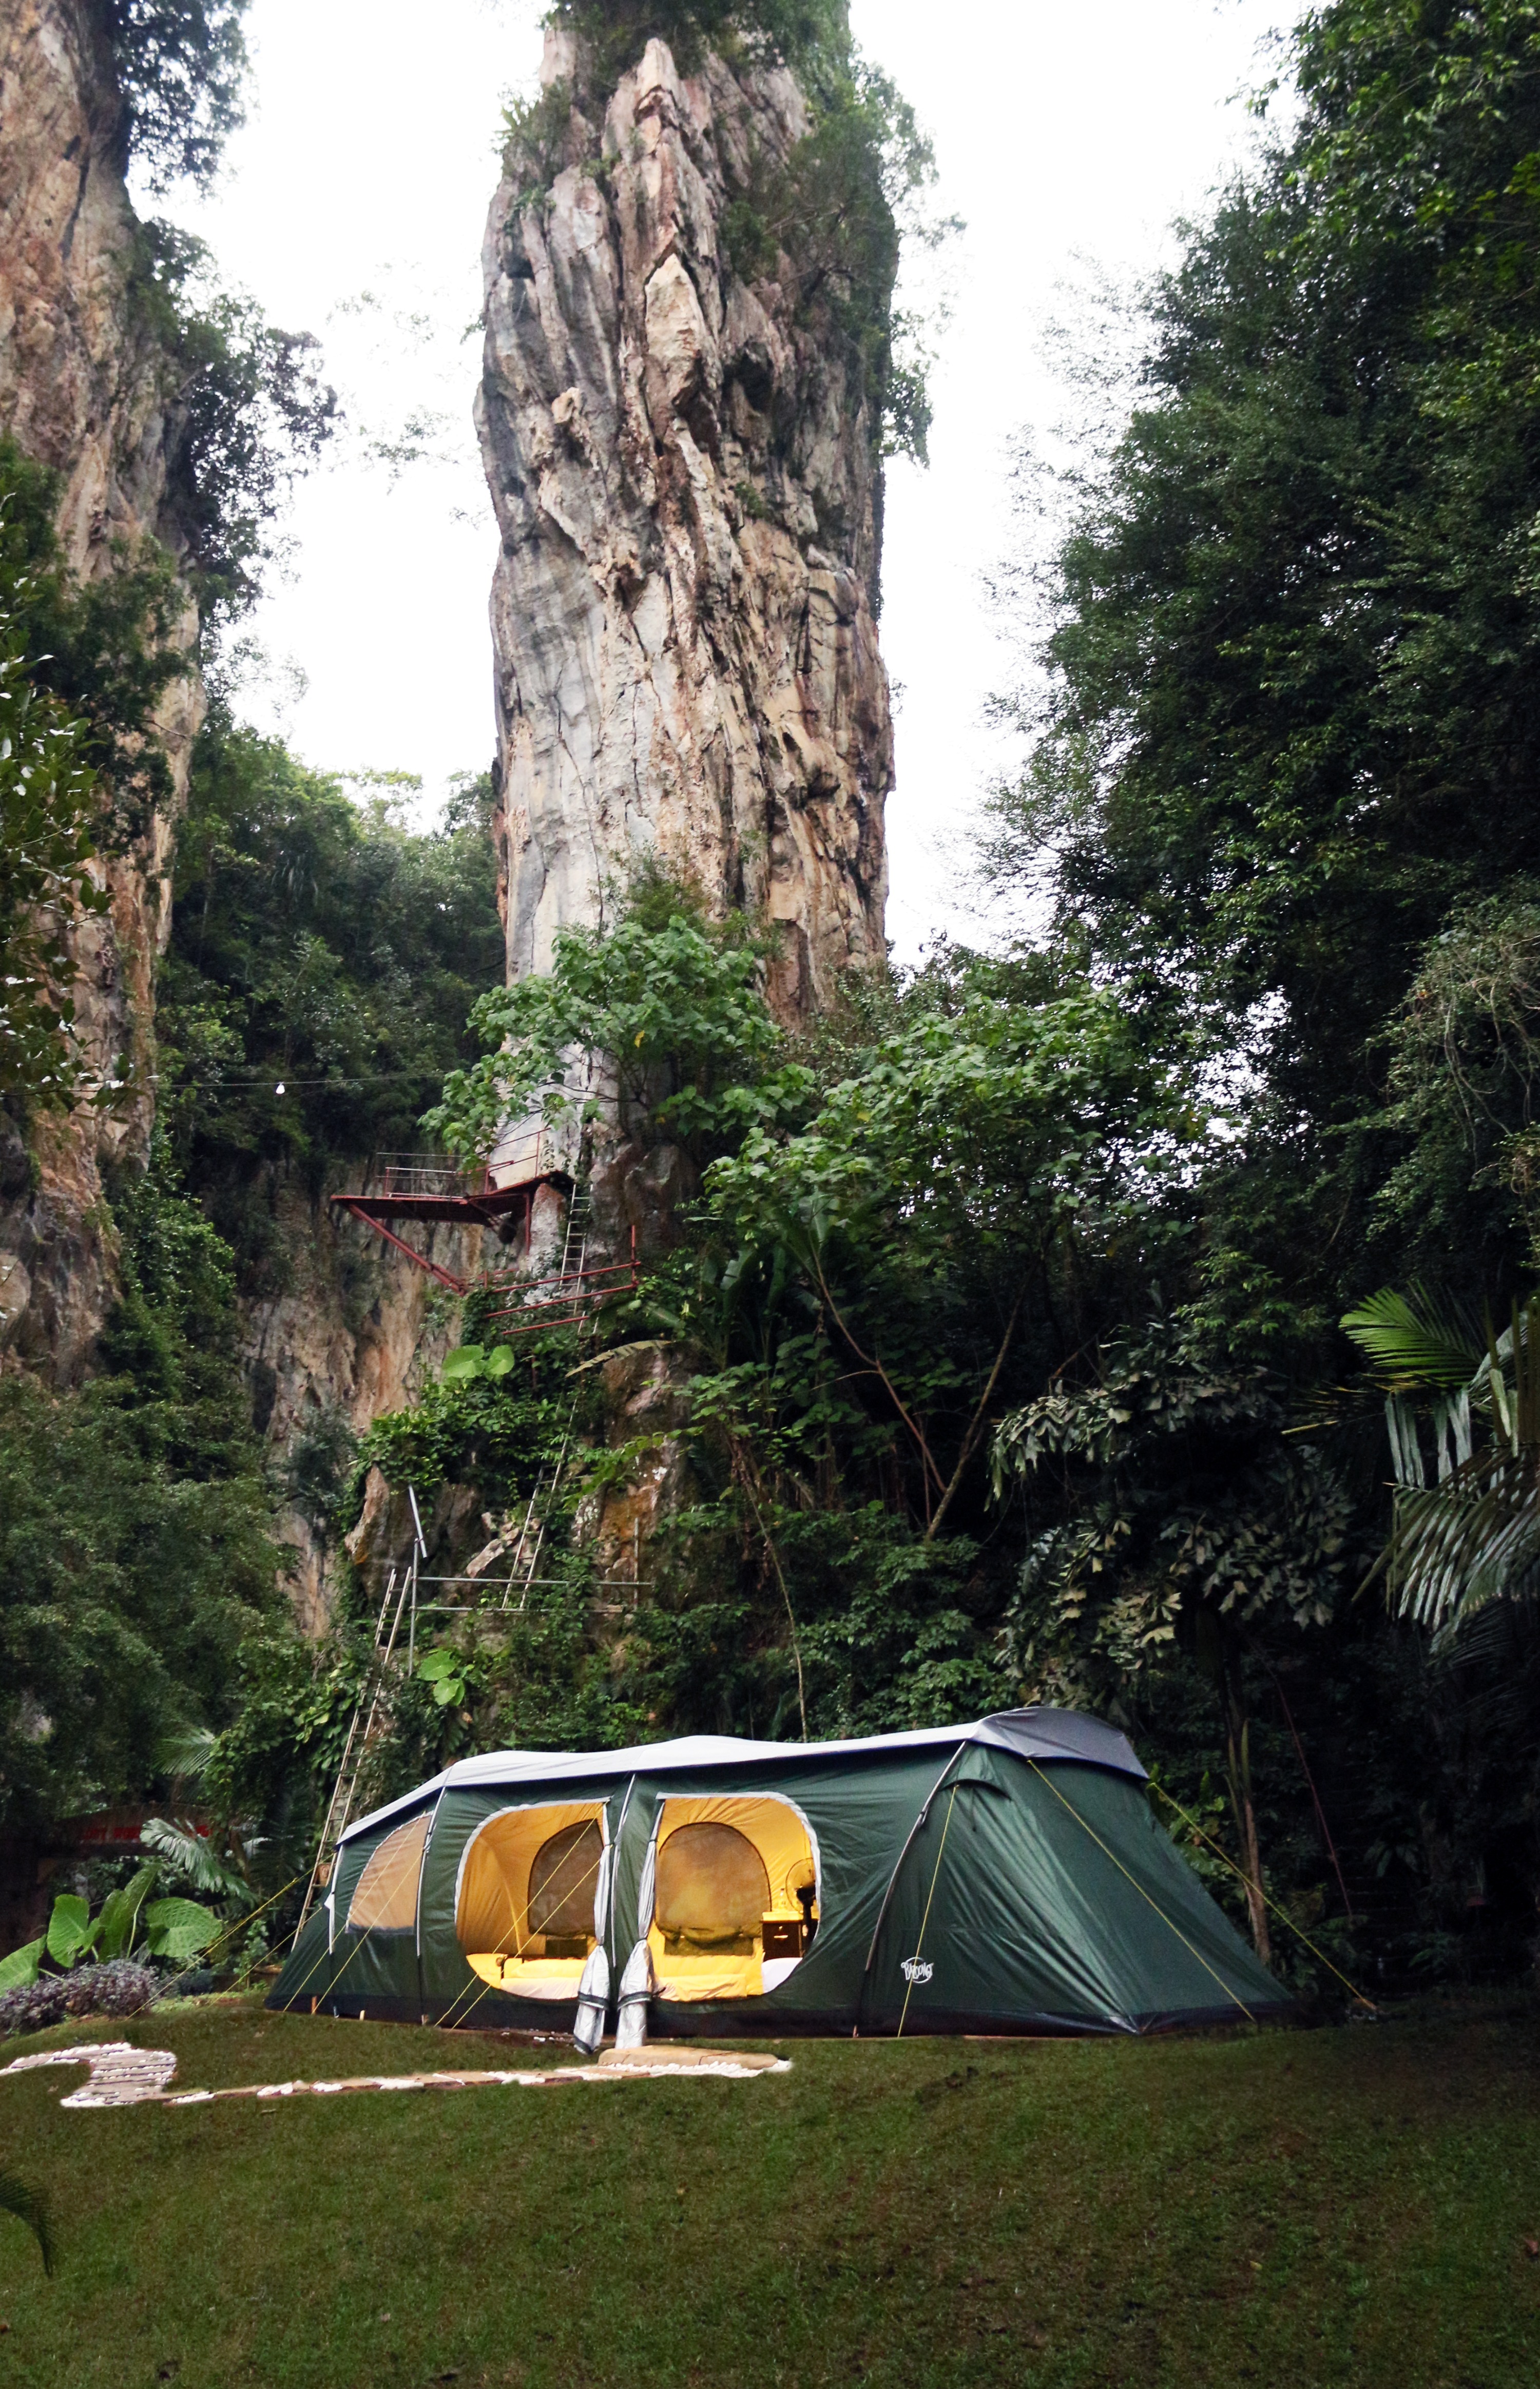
[
  {"xmin": 656, "ymin": 1823, "xmax": 770, "ymax": 1955},
  {"xmin": 346, "ymin": 1811, "xmax": 430, "ymax": 1932},
  {"xmin": 529, "ymin": 1819, "xmax": 602, "ymax": 1958}
]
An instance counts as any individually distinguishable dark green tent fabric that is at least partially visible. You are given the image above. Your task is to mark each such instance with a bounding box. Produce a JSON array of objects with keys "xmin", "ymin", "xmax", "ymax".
[{"xmin": 268, "ymin": 1709, "xmax": 1285, "ymax": 2035}]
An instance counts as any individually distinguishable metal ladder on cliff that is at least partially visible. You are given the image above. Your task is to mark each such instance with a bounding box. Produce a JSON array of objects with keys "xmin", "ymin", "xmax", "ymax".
[
  {"xmin": 498, "ymin": 1185, "xmax": 592, "ymax": 1610},
  {"xmin": 296, "ymin": 1497, "xmax": 426, "ymax": 1934}
]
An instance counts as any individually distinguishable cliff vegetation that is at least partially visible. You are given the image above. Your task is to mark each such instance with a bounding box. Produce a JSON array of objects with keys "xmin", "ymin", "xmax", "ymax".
[
  {"xmin": 325, "ymin": 0, "xmax": 1540, "ymax": 2001},
  {"xmin": 17, "ymin": 0, "xmax": 1540, "ymax": 2017}
]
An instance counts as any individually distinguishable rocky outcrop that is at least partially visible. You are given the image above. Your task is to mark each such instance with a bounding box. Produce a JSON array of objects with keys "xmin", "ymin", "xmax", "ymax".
[
  {"xmin": 0, "ymin": 0, "xmax": 202, "ymax": 1382},
  {"xmin": 479, "ymin": 28, "xmax": 891, "ymax": 1020},
  {"xmin": 243, "ymin": 1182, "xmax": 484, "ymax": 1634}
]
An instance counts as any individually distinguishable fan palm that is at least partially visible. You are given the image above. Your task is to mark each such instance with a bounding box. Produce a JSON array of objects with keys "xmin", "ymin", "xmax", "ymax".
[
  {"xmin": 0, "ymin": 2171, "xmax": 54, "ymax": 2275},
  {"xmin": 1342, "ymin": 1286, "xmax": 1540, "ymax": 1641}
]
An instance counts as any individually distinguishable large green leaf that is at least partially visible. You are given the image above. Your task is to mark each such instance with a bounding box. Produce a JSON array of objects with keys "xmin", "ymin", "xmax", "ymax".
[
  {"xmin": 143, "ymin": 1897, "xmax": 220, "ymax": 1965},
  {"xmin": 441, "ymin": 1344, "xmax": 485, "ymax": 1383},
  {"xmin": 0, "ymin": 1936, "xmax": 44, "ymax": 1991},
  {"xmin": 44, "ymin": 1893, "xmax": 90, "ymax": 1970},
  {"xmin": 94, "ymin": 1864, "xmax": 157, "ymax": 1961}
]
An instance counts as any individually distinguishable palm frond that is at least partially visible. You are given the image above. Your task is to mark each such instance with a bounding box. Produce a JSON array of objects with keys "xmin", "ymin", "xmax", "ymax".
[
  {"xmin": 1385, "ymin": 1444, "xmax": 1540, "ymax": 1642},
  {"xmin": 139, "ymin": 1816, "xmax": 246, "ymax": 1899},
  {"xmin": 1341, "ymin": 1285, "xmax": 1483, "ymax": 1389},
  {"xmin": 0, "ymin": 2171, "xmax": 55, "ymax": 2275},
  {"xmin": 154, "ymin": 1724, "xmax": 218, "ymax": 1780}
]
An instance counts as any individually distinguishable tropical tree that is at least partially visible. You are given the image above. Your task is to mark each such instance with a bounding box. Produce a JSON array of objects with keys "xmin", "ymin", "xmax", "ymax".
[
  {"xmin": 1343, "ymin": 1284, "xmax": 1540, "ymax": 1641},
  {"xmin": 991, "ymin": 1320, "xmax": 1352, "ymax": 1961},
  {"xmin": 703, "ymin": 958, "xmax": 1192, "ymax": 1536},
  {"xmin": 423, "ymin": 865, "xmax": 793, "ymax": 1174}
]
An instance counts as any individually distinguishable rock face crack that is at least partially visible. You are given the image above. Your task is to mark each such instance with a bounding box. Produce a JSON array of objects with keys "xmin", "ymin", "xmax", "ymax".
[{"xmin": 480, "ymin": 29, "xmax": 892, "ymax": 1017}]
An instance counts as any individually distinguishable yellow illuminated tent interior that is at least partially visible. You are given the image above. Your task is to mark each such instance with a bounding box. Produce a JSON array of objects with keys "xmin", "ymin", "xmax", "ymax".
[
  {"xmin": 647, "ymin": 1795, "xmax": 818, "ymax": 2001},
  {"xmin": 454, "ymin": 1801, "xmax": 607, "ymax": 1997}
]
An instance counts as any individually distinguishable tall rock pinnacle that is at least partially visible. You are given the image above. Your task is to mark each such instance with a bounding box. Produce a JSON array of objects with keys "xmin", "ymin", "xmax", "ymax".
[{"xmin": 478, "ymin": 26, "xmax": 892, "ymax": 1018}]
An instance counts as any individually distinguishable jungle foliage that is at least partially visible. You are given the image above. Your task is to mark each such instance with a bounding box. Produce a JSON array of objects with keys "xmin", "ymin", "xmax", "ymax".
[
  {"xmin": 107, "ymin": 0, "xmax": 251, "ymax": 191},
  {"xmin": 158, "ymin": 724, "xmax": 503, "ymax": 1293},
  {"xmin": 0, "ymin": 1153, "xmax": 280, "ymax": 1844},
  {"xmin": 968, "ymin": 0, "xmax": 1540, "ymax": 1980}
]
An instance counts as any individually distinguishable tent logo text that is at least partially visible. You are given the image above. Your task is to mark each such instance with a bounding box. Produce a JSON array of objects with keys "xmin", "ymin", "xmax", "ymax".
[{"xmin": 900, "ymin": 1956, "xmax": 933, "ymax": 1985}]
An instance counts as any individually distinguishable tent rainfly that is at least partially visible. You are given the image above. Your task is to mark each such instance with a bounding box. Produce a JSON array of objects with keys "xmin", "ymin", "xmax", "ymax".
[{"xmin": 268, "ymin": 1708, "xmax": 1286, "ymax": 2041}]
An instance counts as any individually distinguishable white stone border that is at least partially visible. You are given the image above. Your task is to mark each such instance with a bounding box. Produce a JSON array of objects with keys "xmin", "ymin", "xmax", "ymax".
[{"xmin": 1, "ymin": 2040, "xmax": 788, "ymax": 2109}]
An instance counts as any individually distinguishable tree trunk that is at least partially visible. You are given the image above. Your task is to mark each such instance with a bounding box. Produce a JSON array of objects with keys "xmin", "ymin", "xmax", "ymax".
[{"xmin": 1219, "ymin": 1643, "xmax": 1272, "ymax": 1967}]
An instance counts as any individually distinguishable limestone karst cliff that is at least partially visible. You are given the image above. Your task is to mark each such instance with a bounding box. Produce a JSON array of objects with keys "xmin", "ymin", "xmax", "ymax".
[
  {"xmin": 480, "ymin": 26, "xmax": 892, "ymax": 1019},
  {"xmin": 0, "ymin": 5, "xmax": 478, "ymax": 1632},
  {"xmin": 0, "ymin": 0, "xmax": 202, "ymax": 1379}
]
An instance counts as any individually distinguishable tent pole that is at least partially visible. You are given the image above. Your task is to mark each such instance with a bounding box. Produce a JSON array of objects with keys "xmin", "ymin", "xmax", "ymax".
[
  {"xmin": 858, "ymin": 1747, "xmax": 966, "ymax": 2032},
  {"xmin": 896, "ymin": 1783, "xmax": 960, "ymax": 2038}
]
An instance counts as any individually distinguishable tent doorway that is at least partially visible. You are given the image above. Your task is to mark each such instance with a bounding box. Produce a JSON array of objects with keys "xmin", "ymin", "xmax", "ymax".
[
  {"xmin": 455, "ymin": 1801, "xmax": 608, "ymax": 1998},
  {"xmin": 647, "ymin": 1796, "xmax": 819, "ymax": 2001}
]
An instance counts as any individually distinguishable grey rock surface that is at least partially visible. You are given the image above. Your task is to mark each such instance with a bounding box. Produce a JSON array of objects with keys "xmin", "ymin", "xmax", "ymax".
[{"xmin": 480, "ymin": 31, "xmax": 892, "ymax": 1020}]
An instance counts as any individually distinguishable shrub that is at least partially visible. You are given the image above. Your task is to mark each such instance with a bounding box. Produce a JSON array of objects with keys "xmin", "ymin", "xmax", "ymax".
[{"xmin": 0, "ymin": 1961, "xmax": 158, "ymax": 2038}]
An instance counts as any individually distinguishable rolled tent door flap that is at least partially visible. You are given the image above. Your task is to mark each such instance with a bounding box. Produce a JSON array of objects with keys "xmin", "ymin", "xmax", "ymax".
[
  {"xmin": 347, "ymin": 1812, "xmax": 430, "ymax": 1931},
  {"xmin": 615, "ymin": 1809, "xmax": 660, "ymax": 2050},
  {"xmin": 572, "ymin": 1827, "xmax": 614, "ymax": 2054}
]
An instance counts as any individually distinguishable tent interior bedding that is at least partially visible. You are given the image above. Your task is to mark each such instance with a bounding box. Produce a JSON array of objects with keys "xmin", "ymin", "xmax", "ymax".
[{"xmin": 278, "ymin": 1708, "xmax": 1287, "ymax": 2039}]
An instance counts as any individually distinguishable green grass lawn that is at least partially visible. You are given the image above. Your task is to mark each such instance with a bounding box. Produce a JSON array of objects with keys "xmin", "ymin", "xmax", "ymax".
[{"xmin": 1, "ymin": 1995, "xmax": 1537, "ymax": 2386}]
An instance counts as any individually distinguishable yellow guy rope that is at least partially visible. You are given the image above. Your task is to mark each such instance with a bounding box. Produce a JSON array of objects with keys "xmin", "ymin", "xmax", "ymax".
[
  {"xmin": 1027, "ymin": 1762, "xmax": 1256, "ymax": 2025},
  {"xmin": 278, "ymin": 1911, "xmax": 391, "ymax": 2014},
  {"xmin": 271, "ymin": 1868, "xmax": 408, "ymax": 2016},
  {"xmin": 120, "ymin": 1868, "xmax": 307, "ymax": 2024},
  {"xmin": 214, "ymin": 1871, "xmax": 324, "ymax": 2002},
  {"xmin": 1149, "ymin": 1780, "xmax": 1376, "ymax": 2014},
  {"xmin": 896, "ymin": 1782, "xmax": 960, "ymax": 2039}
]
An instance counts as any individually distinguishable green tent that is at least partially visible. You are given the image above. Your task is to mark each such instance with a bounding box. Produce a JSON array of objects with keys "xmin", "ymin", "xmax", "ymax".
[{"xmin": 268, "ymin": 1709, "xmax": 1285, "ymax": 2041}]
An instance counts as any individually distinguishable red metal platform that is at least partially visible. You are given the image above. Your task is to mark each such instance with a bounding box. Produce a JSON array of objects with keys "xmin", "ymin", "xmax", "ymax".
[{"xmin": 329, "ymin": 1150, "xmax": 567, "ymax": 1295}]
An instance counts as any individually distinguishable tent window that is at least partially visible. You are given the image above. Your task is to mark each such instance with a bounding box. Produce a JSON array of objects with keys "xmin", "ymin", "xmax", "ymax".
[
  {"xmin": 346, "ymin": 1812, "xmax": 430, "ymax": 1933},
  {"xmin": 656, "ymin": 1823, "xmax": 770, "ymax": 1955},
  {"xmin": 529, "ymin": 1820, "xmax": 603, "ymax": 1952}
]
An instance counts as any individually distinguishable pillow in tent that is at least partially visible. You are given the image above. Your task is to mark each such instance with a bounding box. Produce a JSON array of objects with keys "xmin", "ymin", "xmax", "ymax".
[{"xmin": 656, "ymin": 1823, "xmax": 770, "ymax": 1955}]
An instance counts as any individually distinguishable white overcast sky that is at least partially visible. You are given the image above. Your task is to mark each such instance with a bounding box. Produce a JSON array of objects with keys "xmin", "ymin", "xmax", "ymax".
[{"xmin": 142, "ymin": 0, "xmax": 1288, "ymax": 965}]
